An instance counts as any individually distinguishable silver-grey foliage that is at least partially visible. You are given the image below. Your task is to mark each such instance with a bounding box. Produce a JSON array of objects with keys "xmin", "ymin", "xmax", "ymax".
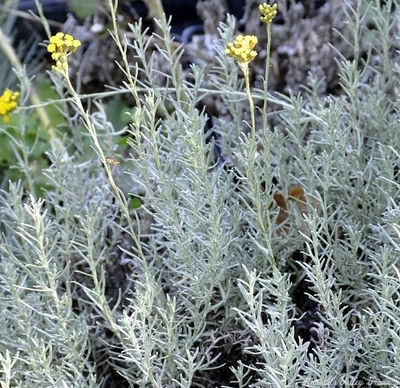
[{"xmin": 0, "ymin": 0, "xmax": 400, "ymax": 387}]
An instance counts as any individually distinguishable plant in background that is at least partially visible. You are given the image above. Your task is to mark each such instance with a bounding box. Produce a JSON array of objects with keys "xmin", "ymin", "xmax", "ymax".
[
  {"xmin": 0, "ymin": 15, "xmax": 61, "ymax": 194},
  {"xmin": 259, "ymin": 2, "xmax": 278, "ymax": 24},
  {"xmin": 0, "ymin": 89, "xmax": 19, "ymax": 123}
]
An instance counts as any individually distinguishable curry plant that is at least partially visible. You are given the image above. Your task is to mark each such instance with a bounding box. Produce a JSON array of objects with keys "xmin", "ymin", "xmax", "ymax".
[{"xmin": 0, "ymin": 0, "xmax": 399, "ymax": 387}]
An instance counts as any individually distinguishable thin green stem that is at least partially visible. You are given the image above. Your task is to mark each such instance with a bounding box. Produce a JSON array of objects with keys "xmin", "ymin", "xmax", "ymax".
[
  {"xmin": 262, "ymin": 23, "xmax": 272, "ymax": 131},
  {"xmin": 240, "ymin": 63, "xmax": 256, "ymax": 141}
]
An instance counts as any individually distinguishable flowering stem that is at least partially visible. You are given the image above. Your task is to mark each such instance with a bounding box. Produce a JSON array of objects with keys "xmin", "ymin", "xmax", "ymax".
[
  {"xmin": 241, "ymin": 64, "xmax": 256, "ymax": 141},
  {"xmin": 46, "ymin": 31, "xmax": 145, "ymax": 263},
  {"xmin": 262, "ymin": 23, "xmax": 272, "ymax": 131},
  {"xmin": 62, "ymin": 71, "xmax": 146, "ymax": 267}
]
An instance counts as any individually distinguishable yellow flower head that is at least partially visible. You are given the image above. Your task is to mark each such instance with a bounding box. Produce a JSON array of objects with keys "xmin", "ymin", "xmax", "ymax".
[
  {"xmin": 47, "ymin": 32, "xmax": 81, "ymax": 72},
  {"xmin": 225, "ymin": 35, "xmax": 258, "ymax": 64},
  {"xmin": 0, "ymin": 89, "xmax": 19, "ymax": 123},
  {"xmin": 259, "ymin": 3, "xmax": 278, "ymax": 24}
]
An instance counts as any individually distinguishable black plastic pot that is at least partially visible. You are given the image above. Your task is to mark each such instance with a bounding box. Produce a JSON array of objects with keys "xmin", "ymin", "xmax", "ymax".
[
  {"xmin": 14, "ymin": 0, "xmax": 328, "ymax": 47},
  {"xmin": 14, "ymin": 0, "xmax": 245, "ymax": 42}
]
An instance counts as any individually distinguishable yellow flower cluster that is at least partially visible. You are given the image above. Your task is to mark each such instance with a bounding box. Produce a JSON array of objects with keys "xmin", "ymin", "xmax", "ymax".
[
  {"xmin": 225, "ymin": 35, "xmax": 258, "ymax": 64},
  {"xmin": 0, "ymin": 89, "xmax": 19, "ymax": 123},
  {"xmin": 259, "ymin": 3, "xmax": 278, "ymax": 24},
  {"xmin": 47, "ymin": 32, "xmax": 81, "ymax": 72}
]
